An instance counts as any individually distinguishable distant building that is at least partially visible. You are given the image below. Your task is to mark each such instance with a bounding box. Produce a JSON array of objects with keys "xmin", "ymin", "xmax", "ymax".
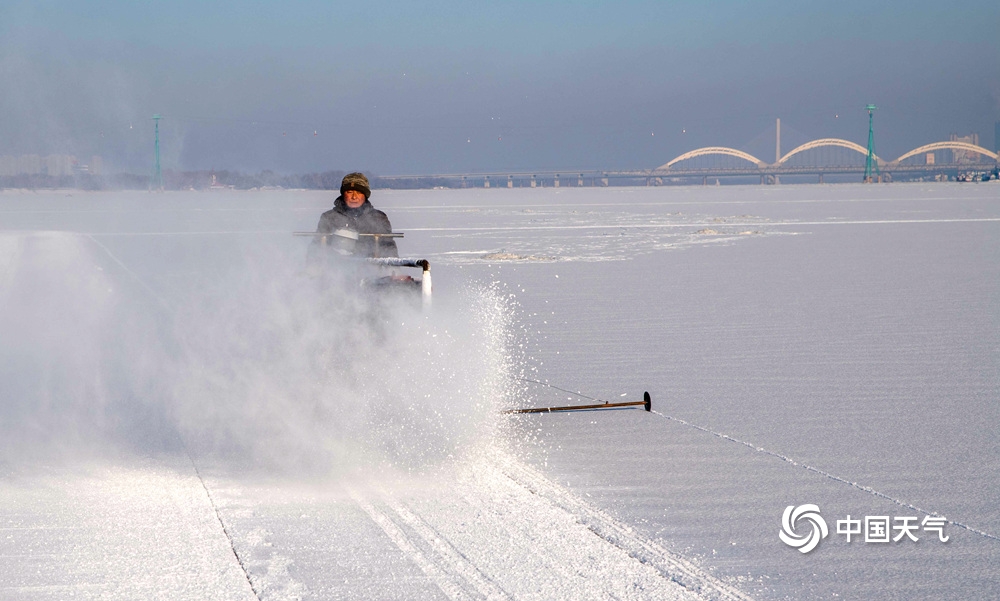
[
  {"xmin": 0, "ymin": 156, "xmax": 14, "ymax": 177},
  {"xmin": 949, "ymin": 132, "xmax": 982, "ymax": 163},
  {"xmin": 0, "ymin": 154, "xmax": 101, "ymax": 177},
  {"xmin": 17, "ymin": 155, "xmax": 42, "ymax": 175},
  {"xmin": 45, "ymin": 154, "xmax": 76, "ymax": 177}
]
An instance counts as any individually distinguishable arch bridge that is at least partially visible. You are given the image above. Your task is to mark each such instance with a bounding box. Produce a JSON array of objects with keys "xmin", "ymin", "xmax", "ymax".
[
  {"xmin": 657, "ymin": 147, "xmax": 766, "ymax": 170},
  {"xmin": 654, "ymin": 139, "xmax": 876, "ymax": 171},
  {"xmin": 656, "ymin": 139, "xmax": 997, "ymax": 172},
  {"xmin": 778, "ymin": 138, "xmax": 876, "ymax": 165}
]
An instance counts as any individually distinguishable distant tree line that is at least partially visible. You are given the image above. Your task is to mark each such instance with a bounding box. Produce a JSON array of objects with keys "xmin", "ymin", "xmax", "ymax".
[{"xmin": 0, "ymin": 169, "xmax": 465, "ymax": 191}]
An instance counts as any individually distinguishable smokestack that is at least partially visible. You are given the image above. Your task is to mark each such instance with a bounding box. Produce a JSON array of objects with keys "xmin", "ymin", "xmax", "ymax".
[{"xmin": 776, "ymin": 118, "xmax": 781, "ymax": 163}]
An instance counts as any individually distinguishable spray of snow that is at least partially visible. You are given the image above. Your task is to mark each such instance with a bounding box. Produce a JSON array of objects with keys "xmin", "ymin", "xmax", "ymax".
[
  {"xmin": 0, "ymin": 232, "xmax": 179, "ymax": 462},
  {"xmin": 170, "ymin": 246, "xmax": 522, "ymax": 474},
  {"xmin": 0, "ymin": 231, "xmax": 523, "ymax": 474}
]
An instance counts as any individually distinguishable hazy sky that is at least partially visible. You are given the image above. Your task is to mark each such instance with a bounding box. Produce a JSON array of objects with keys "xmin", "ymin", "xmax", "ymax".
[{"xmin": 2, "ymin": 0, "xmax": 998, "ymax": 174}]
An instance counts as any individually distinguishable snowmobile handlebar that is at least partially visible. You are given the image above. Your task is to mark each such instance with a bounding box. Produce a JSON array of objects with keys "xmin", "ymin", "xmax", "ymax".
[
  {"xmin": 295, "ymin": 231, "xmax": 405, "ymax": 258},
  {"xmin": 293, "ymin": 231, "xmax": 404, "ymax": 238}
]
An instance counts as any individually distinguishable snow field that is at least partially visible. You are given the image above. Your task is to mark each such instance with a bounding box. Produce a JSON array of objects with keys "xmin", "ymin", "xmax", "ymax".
[
  {"xmin": 2, "ymin": 184, "xmax": 998, "ymax": 599},
  {"xmin": 0, "ymin": 459, "xmax": 256, "ymax": 600}
]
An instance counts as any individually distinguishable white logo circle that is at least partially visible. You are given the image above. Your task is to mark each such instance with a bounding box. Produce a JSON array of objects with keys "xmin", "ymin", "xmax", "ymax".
[{"xmin": 779, "ymin": 504, "xmax": 828, "ymax": 553}]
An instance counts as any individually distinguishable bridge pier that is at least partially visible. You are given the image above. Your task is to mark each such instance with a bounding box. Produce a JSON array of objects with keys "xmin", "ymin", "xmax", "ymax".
[
  {"xmin": 531, "ymin": 175, "xmax": 536, "ymax": 188},
  {"xmin": 507, "ymin": 175, "xmax": 513, "ymax": 188},
  {"xmin": 484, "ymin": 176, "xmax": 490, "ymax": 188},
  {"xmin": 554, "ymin": 174, "xmax": 560, "ymax": 188}
]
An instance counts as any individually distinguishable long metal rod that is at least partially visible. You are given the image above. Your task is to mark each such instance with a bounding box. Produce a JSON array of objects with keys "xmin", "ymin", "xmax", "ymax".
[{"xmin": 503, "ymin": 392, "xmax": 651, "ymax": 414}]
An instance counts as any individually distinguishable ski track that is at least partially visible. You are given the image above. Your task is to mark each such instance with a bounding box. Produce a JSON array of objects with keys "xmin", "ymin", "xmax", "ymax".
[
  {"xmin": 337, "ymin": 453, "xmax": 751, "ymax": 601},
  {"xmin": 488, "ymin": 453, "xmax": 754, "ymax": 601},
  {"xmin": 379, "ymin": 496, "xmax": 512, "ymax": 601},
  {"xmin": 349, "ymin": 487, "xmax": 503, "ymax": 601}
]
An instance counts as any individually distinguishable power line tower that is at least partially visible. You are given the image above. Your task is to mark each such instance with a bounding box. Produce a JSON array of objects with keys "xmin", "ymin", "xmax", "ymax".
[
  {"xmin": 863, "ymin": 104, "xmax": 880, "ymax": 183},
  {"xmin": 150, "ymin": 114, "xmax": 164, "ymax": 191}
]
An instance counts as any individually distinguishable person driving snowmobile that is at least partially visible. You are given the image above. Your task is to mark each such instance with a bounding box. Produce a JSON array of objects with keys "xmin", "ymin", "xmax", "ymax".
[
  {"xmin": 302, "ymin": 172, "xmax": 429, "ymax": 306},
  {"xmin": 314, "ymin": 172, "xmax": 398, "ymax": 258}
]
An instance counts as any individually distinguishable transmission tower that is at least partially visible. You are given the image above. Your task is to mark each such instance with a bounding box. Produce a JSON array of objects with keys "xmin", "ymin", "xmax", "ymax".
[
  {"xmin": 150, "ymin": 114, "xmax": 163, "ymax": 191},
  {"xmin": 863, "ymin": 104, "xmax": 880, "ymax": 183}
]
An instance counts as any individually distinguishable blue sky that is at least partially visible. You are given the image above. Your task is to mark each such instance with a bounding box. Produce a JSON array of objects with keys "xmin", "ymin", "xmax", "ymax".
[{"xmin": 2, "ymin": 0, "xmax": 998, "ymax": 173}]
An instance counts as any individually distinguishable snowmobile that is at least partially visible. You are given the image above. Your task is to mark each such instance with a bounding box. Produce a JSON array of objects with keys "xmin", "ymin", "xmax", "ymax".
[{"xmin": 295, "ymin": 228, "xmax": 432, "ymax": 310}]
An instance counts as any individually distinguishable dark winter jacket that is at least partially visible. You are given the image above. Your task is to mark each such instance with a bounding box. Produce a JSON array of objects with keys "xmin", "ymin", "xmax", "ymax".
[{"xmin": 315, "ymin": 196, "xmax": 398, "ymax": 258}]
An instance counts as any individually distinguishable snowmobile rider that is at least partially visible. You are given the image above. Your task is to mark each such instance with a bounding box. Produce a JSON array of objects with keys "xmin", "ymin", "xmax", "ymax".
[{"xmin": 315, "ymin": 172, "xmax": 398, "ymax": 258}]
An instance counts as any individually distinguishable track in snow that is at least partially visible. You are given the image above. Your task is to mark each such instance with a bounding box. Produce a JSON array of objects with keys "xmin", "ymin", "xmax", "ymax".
[{"xmin": 336, "ymin": 452, "xmax": 752, "ymax": 601}]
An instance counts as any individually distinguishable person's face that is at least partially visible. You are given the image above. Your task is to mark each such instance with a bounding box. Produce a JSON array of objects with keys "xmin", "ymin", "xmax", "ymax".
[{"xmin": 344, "ymin": 189, "xmax": 366, "ymax": 208}]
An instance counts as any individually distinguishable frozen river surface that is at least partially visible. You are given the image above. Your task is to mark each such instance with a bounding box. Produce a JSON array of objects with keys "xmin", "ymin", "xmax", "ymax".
[{"xmin": 1, "ymin": 183, "xmax": 998, "ymax": 600}]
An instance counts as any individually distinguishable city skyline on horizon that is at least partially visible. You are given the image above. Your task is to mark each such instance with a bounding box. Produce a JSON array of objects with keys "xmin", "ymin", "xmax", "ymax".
[{"xmin": 2, "ymin": 1, "xmax": 998, "ymax": 175}]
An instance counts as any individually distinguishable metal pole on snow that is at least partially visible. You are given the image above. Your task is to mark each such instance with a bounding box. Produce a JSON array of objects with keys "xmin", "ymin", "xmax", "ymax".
[{"xmin": 503, "ymin": 392, "xmax": 652, "ymax": 414}]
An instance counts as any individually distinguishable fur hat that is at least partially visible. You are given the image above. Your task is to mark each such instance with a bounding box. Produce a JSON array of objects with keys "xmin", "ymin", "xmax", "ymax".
[{"xmin": 340, "ymin": 172, "xmax": 371, "ymax": 199}]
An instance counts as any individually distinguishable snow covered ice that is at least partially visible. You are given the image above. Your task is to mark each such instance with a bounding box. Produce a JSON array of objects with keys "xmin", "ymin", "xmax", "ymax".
[{"xmin": 1, "ymin": 183, "xmax": 998, "ymax": 599}]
